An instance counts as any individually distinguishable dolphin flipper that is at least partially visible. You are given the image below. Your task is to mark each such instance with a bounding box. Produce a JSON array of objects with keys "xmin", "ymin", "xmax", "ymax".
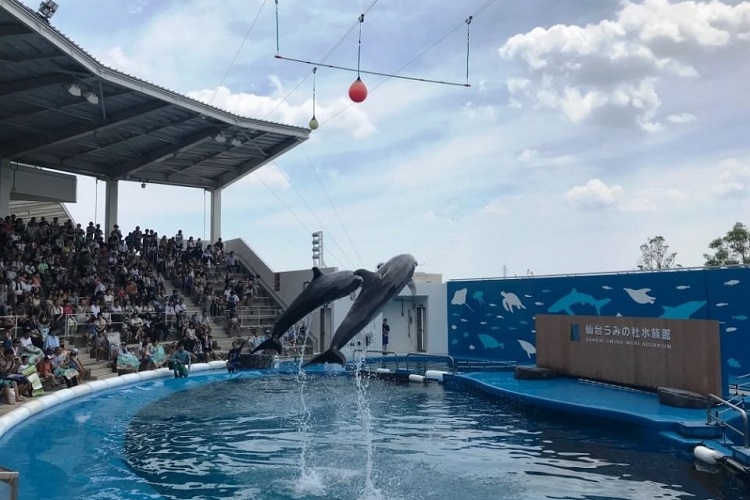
[
  {"xmin": 304, "ymin": 348, "xmax": 347, "ymax": 367},
  {"xmin": 250, "ymin": 338, "xmax": 284, "ymax": 355}
]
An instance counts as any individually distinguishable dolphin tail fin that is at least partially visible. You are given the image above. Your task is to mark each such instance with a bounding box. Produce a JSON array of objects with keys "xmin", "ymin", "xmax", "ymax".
[
  {"xmin": 304, "ymin": 348, "xmax": 347, "ymax": 367},
  {"xmin": 250, "ymin": 338, "xmax": 283, "ymax": 355},
  {"xmin": 407, "ymin": 279, "xmax": 417, "ymax": 296}
]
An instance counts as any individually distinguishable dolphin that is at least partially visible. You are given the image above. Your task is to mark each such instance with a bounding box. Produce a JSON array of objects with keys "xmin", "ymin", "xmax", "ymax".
[
  {"xmin": 305, "ymin": 254, "xmax": 418, "ymax": 366},
  {"xmin": 547, "ymin": 288, "xmax": 611, "ymax": 315},
  {"xmin": 251, "ymin": 267, "xmax": 363, "ymax": 355}
]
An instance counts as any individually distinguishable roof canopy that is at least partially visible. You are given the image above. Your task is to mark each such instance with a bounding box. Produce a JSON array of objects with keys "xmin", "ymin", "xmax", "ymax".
[{"xmin": 0, "ymin": 0, "xmax": 310, "ymax": 191}]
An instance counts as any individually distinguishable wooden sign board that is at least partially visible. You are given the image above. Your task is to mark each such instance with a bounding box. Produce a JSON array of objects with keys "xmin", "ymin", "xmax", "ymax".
[{"xmin": 535, "ymin": 314, "xmax": 721, "ymax": 396}]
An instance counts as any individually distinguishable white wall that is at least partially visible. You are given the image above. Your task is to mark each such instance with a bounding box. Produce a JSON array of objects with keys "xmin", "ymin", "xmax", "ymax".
[{"xmin": 339, "ymin": 281, "xmax": 448, "ymax": 358}]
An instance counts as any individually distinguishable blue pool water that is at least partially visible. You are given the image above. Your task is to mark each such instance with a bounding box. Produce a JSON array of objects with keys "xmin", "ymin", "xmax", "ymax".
[{"xmin": 0, "ymin": 370, "xmax": 747, "ymax": 500}]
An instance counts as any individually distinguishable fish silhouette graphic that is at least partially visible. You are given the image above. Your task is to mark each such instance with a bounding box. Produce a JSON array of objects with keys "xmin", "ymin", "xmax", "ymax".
[{"xmin": 624, "ymin": 288, "xmax": 656, "ymax": 305}]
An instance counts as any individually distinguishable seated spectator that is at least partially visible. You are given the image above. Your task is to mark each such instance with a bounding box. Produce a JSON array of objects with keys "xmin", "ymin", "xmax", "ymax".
[{"xmin": 170, "ymin": 344, "xmax": 191, "ymax": 378}]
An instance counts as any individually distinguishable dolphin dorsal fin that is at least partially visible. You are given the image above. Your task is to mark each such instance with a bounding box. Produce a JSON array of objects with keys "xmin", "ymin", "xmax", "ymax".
[
  {"xmin": 312, "ymin": 267, "xmax": 323, "ymax": 280},
  {"xmin": 356, "ymin": 269, "xmax": 377, "ymax": 284}
]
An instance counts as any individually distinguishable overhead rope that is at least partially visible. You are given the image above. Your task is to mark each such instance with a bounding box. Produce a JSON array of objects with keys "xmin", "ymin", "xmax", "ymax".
[
  {"xmin": 275, "ymin": 0, "xmax": 280, "ymax": 54},
  {"xmin": 274, "ymin": 55, "xmax": 471, "ymax": 87},
  {"xmin": 465, "ymin": 16, "xmax": 472, "ymax": 85},
  {"xmin": 254, "ymin": 173, "xmax": 351, "ymax": 269},
  {"xmin": 301, "ymin": 145, "xmax": 366, "ymax": 267},
  {"xmin": 208, "ymin": 0, "xmax": 268, "ymax": 105}
]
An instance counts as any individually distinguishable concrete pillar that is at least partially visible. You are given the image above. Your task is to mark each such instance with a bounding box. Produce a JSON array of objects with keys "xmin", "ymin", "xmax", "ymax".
[
  {"xmin": 104, "ymin": 179, "xmax": 119, "ymax": 235},
  {"xmin": 210, "ymin": 188, "xmax": 222, "ymax": 244},
  {"xmin": 0, "ymin": 160, "xmax": 11, "ymax": 218}
]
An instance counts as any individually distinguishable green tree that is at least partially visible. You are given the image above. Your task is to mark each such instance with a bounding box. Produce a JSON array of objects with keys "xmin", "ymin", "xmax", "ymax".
[
  {"xmin": 637, "ymin": 235, "xmax": 679, "ymax": 270},
  {"xmin": 704, "ymin": 222, "xmax": 750, "ymax": 266}
]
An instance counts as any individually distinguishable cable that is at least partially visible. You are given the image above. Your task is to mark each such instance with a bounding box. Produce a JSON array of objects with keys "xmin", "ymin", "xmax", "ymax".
[
  {"xmin": 300, "ymin": 145, "xmax": 366, "ymax": 267},
  {"xmin": 273, "ymin": 163, "xmax": 359, "ymax": 269},
  {"xmin": 322, "ymin": 0, "xmax": 494, "ymax": 125},
  {"xmin": 208, "ymin": 0, "xmax": 268, "ymax": 105},
  {"xmin": 254, "ymin": 173, "xmax": 350, "ymax": 270}
]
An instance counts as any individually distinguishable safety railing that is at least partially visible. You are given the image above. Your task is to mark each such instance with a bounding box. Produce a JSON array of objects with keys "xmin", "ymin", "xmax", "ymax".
[
  {"xmin": 405, "ymin": 352, "xmax": 456, "ymax": 375},
  {"xmin": 352, "ymin": 349, "xmax": 401, "ymax": 371},
  {"xmin": 707, "ymin": 393, "xmax": 749, "ymax": 448},
  {"xmin": 731, "ymin": 372, "xmax": 750, "ymax": 395},
  {"xmin": 0, "ymin": 466, "xmax": 19, "ymax": 500}
]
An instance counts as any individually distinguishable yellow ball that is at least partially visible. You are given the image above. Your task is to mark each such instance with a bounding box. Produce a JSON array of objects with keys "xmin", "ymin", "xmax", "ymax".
[{"xmin": 309, "ymin": 116, "xmax": 319, "ymax": 130}]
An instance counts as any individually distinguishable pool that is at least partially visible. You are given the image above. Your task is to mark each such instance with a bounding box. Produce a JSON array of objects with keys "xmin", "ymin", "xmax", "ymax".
[{"xmin": 0, "ymin": 369, "xmax": 746, "ymax": 500}]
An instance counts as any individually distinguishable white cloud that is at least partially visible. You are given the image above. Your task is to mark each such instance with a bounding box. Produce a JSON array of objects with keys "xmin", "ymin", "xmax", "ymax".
[
  {"xmin": 479, "ymin": 198, "xmax": 510, "ymax": 215},
  {"xmin": 711, "ymin": 159, "xmax": 750, "ymax": 196},
  {"xmin": 500, "ymin": 0, "xmax": 750, "ymax": 131},
  {"xmin": 666, "ymin": 112, "xmax": 697, "ymax": 123},
  {"xmin": 564, "ymin": 179, "xmax": 624, "ymax": 209}
]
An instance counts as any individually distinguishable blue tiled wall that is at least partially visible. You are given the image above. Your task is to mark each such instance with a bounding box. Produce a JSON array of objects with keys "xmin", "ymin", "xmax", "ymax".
[{"xmin": 447, "ymin": 267, "xmax": 750, "ymax": 396}]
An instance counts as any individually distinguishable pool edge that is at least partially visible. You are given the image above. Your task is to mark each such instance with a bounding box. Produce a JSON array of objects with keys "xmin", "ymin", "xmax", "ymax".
[{"xmin": 0, "ymin": 360, "xmax": 228, "ymax": 440}]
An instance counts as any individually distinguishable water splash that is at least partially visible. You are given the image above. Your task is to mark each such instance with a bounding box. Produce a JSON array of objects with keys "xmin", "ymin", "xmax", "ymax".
[{"xmin": 353, "ymin": 353, "xmax": 385, "ymax": 500}]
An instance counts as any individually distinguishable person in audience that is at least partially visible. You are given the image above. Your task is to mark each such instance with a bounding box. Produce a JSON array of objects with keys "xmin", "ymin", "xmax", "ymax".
[
  {"xmin": 170, "ymin": 344, "xmax": 191, "ymax": 378},
  {"xmin": 227, "ymin": 340, "xmax": 246, "ymax": 373}
]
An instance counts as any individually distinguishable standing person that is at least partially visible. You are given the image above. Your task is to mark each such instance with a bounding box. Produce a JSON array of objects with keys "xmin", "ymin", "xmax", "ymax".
[
  {"xmin": 227, "ymin": 340, "xmax": 246, "ymax": 373},
  {"xmin": 381, "ymin": 318, "xmax": 390, "ymax": 353}
]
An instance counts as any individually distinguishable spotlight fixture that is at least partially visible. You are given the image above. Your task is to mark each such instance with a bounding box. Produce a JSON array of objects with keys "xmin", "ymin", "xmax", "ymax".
[
  {"xmin": 38, "ymin": 0, "xmax": 58, "ymax": 20},
  {"xmin": 213, "ymin": 133, "xmax": 227, "ymax": 143},
  {"xmin": 229, "ymin": 138, "xmax": 244, "ymax": 147},
  {"xmin": 82, "ymin": 91, "xmax": 99, "ymax": 105},
  {"xmin": 64, "ymin": 83, "xmax": 82, "ymax": 97}
]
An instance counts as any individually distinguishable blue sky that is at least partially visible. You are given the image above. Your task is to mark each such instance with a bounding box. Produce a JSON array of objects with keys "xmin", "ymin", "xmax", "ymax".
[{"xmin": 33, "ymin": 0, "xmax": 750, "ymax": 279}]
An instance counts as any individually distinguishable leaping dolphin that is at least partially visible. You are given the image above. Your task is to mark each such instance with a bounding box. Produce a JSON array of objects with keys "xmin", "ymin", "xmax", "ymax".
[
  {"xmin": 251, "ymin": 267, "xmax": 364, "ymax": 355},
  {"xmin": 305, "ymin": 254, "xmax": 418, "ymax": 366}
]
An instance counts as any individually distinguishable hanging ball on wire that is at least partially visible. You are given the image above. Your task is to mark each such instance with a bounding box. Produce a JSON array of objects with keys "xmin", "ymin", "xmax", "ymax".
[
  {"xmin": 309, "ymin": 115, "xmax": 319, "ymax": 130},
  {"xmin": 348, "ymin": 77, "xmax": 368, "ymax": 103}
]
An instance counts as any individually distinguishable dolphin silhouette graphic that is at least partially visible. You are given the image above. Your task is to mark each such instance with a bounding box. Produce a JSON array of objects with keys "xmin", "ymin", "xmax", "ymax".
[
  {"xmin": 305, "ymin": 254, "xmax": 418, "ymax": 366},
  {"xmin": 251, "ymin": 267, "xmax": 363, "ymax": 355},
  {"xmin": 547, "ymin": 288, "xmax": 611, "ymax": 315}
]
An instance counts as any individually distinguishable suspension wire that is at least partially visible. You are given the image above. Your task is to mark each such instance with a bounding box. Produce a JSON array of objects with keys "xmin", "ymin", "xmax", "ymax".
[
  {"xmin": 264, "ymin": 0, "xmax": 379, "ymax": 120},
  {"xmin": 356, "ymin": 14, "xmax": 364, "ymax": 78},
  {"xmin": 322, "ymin": 0, "xmax": 496, "ymax": 125},
  {"xmin": 208, "ymin": 0, "xmax": 268, "ymax": 105},
  {"xmin": 274, "ymin": 163, "xmax": 359, "ymax": 269},
  {"xmin": 254, "ymin": 173, "xmax": 349, "ymax": 269},
  {"xmin": 274, "ymin": 55, "xmax": 470, "ymax": 87},
  {"xmin": 301, "ymin": 145, "xmax": 366, "ymax": 267},
  {"xmin": 312, "ymin": 67, "xmax": 317, "ymax": 117},
  {"xmin": 465, "ymin": 16, "xmax": 472, "ymax": 85},
  {"xmin": 275, "ymin": 0, "xmax": 280, "ymax": 54}
]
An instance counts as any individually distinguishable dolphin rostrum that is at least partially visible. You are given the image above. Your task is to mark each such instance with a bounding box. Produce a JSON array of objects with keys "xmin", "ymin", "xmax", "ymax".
[
  {"xmin": 251, "ymin": 267, "xmax": 364, "ymax": 355},
  {"xmin": 305, "ymin": 254, "xmax": 418, "ymax": 366}
]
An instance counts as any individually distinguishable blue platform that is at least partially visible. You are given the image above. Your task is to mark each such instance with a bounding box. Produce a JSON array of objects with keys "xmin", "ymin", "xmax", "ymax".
[{"xmin": 446, "ymin": 370, "xmax": 727, "ymax": 448}]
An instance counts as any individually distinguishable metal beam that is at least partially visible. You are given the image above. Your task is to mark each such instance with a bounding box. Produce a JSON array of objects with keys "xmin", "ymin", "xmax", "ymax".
[
  {"xmin": 0, "ymin": 50, "xmax": 61, "ymax": 63},
  {"xmin": 56, "ymin": 113, "xmax": 200, "ymax": 163},
  {"xmin": 5, "ymin": 86, "xmax": 134, "ymax": 121},
  {"xmin": 0, "ymin": 100, "xmax": 171, "ymax": 157},
  {"xmin": 111, "ymin": 128, "xmax": 218, "ymax": 178},
  {"xmin": 0, "ymin": 23, "xmax": 32, "ymax": 37},
  {"xmin": 166, "ymin": 142, "xmax": 248, "ymax": 180},
  {"xmin": 216, "ymin": 136, "xmax": 304, "ymax": 189},
  {"xmin": 0, "ymin": 73, "xmax": 71, "ymax": 99}
]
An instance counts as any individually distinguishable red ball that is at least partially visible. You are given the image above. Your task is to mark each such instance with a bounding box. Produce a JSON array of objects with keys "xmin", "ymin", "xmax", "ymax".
[{"xmin": 348, "ymin": 77, "xmax": 368, "ymax": 103}]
